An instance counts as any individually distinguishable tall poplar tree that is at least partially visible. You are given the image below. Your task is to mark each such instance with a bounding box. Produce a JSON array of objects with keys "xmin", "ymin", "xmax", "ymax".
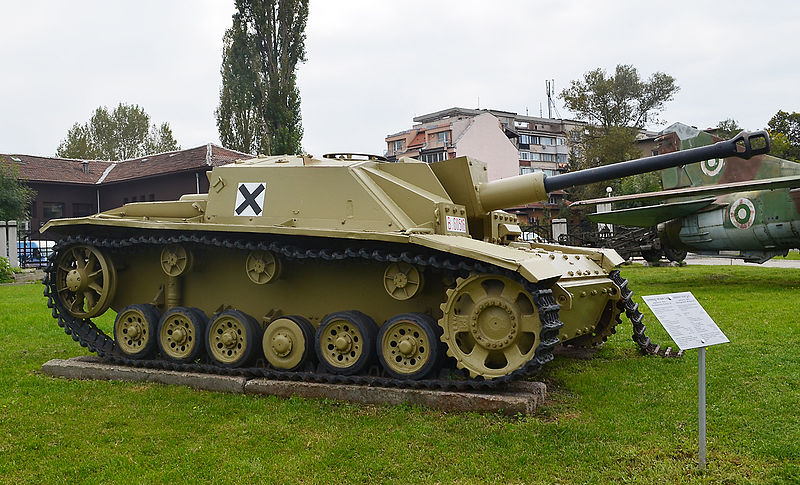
[{"xmin": 216, "ymin": 0, "xmax": 308, "ymax": 155}]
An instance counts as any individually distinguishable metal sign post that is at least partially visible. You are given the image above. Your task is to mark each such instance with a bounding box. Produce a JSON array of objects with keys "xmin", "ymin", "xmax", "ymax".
[
  {"xmin": 699, "ymin": 346, "xmax": 706, "ymax": 469},
  {"xmin": 641, "ymin": 292, "xmax": 728, "ymax": 471}
]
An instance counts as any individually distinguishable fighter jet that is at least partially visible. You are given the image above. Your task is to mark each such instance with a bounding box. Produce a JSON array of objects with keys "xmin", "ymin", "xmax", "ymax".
[{"xmin": 570, "ymin": 124, "xmax": 800, "ymax": 263}]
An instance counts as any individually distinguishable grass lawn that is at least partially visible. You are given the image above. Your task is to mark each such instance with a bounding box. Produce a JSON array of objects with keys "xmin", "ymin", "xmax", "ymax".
[
  {"xmin": 1, "ymin": 265, "xmax": 798, "ymax": 484},
  {"xmin": 774, "ymin": 249, "xmax": 800, "ymax": 260}
]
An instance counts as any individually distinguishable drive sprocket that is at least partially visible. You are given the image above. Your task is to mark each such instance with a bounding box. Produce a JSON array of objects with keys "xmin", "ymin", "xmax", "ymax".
[{"xmin": 438, "ymin": 274, "xmax": 542, "ymax": 379}]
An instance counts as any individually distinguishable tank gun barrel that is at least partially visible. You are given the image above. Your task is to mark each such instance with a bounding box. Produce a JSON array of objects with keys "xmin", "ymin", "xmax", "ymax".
[{"xmin": 475, "ymin": 130, "xmax": 769, "ymax": 213}]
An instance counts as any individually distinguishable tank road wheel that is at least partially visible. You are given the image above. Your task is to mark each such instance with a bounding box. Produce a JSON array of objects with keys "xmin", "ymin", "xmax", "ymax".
[
  {"xmin": 246, "ymin": 250, "xmax": 282, "ymax": 284},
  {"xmin": 114, "ymin": 304, "xmax": 160, "ymax": 359},
  {"xmin": 377, "ymin": 313, "xmax": 440, "ymax": 380},
  {"xmin": 439, "ymin": 274, "xmax": 541, "ymax": 379},
  {"xmin": 158, "ymin": 307, "xmax": 207, "ymax": 363},
  {"xmin": 206, "ymin": 310, "xmax": 262, "ymax": 368},
  {"xmin": 55, "ymin": 245, "xmax": 117, "ymax": 318},
  {"xmin": 262, "ymin": 316, "xmax": 315, "ymax": 371},
  {"xmin": 315, "ymin": 311, "xmax": 376, "ymax": 375},
  {"xmin": 383, "ymin": 262, "xmax": 424, "ymax": 300}
]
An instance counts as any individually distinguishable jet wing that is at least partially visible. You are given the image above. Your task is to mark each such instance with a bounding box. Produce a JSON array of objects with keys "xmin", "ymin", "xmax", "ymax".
[
  {"xmin": 570, "ymin": 174, "xmax": 800, "ymax": 207},
  {"xmin": 587, "ymin": 198, "xmax": 718, "ymax": 227}
]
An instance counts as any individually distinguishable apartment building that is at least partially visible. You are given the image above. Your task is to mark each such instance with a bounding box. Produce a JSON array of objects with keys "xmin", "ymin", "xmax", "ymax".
[{"xmin": 385, "ymin": 107, "xmax": 586, "ymax": 225}]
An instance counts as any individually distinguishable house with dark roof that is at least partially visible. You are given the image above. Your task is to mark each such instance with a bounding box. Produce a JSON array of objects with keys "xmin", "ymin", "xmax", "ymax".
[{"xmin": 0, "ymin": 144, "xmax": 251, "ymax": 238}]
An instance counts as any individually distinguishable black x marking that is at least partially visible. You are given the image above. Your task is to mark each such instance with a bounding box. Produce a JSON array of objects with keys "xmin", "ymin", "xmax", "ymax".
[{"xmin": 236, "ymin": 184, "xmax": 265, "ymax": 215}]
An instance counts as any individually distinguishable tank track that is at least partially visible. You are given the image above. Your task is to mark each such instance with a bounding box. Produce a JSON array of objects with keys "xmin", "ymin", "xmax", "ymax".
[
  {"xmin": 43, "ymin": 233, "xmax": 564, "ymax": 391},
  {"xmin": 610, "ymin": 270, "xmax": 684, "ymax": 358}
]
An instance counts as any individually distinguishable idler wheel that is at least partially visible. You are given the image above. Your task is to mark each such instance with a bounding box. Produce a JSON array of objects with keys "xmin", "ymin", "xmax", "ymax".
[
  {"xmin": 206, "ymin": 310, "xmax": 262, "ymax": 367},
  {"xmin": 438, "ymin": 274, "xmax": 541, "ymax": 379},
  {"xmin": 114, "ymin": 304, "xmax": 160, "ymax": 359},
  {"xmin": 377, "ymin": 313, "xmax": 441, "ymax": 380},
  {"xmin": 55, "ymin": 244, "xmax": 117, "ymax": 318},
  {"xmin": 315, "ymin": 311, "xmax": 376, "ymax": 375},
  {"xmin": 262, "ymin": 315, "xmax": 315, "ymax": 371},
  {"xmin": 158, "ymin": 307, "xmax": 207, "ymax": 363}
]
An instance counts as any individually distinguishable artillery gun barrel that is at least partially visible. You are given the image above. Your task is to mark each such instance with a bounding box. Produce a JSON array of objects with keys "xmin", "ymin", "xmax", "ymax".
[
  {"xmin": 543, "ymin": 130, "xmax": 770, "ymax": 192},
  {"xmin": 475, "ymin": 130, "xmax": 769, "ymax": 212}
]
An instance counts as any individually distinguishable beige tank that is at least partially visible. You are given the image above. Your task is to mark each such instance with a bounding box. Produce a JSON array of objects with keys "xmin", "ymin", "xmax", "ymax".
[{"xmin": 42, "ymin": 133, "xmax": 768, "ymax": 387}]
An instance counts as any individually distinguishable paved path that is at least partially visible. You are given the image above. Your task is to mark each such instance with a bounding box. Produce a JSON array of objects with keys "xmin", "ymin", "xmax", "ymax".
[{"xmin": 682, "ymin": 254, "xmax": 800, "ymax": 269}]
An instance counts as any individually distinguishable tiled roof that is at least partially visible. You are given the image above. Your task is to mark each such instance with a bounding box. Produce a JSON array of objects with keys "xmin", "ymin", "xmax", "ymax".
[{"xmin": 0, "ymin": 144, "xmax": 252, "ymax": 185}]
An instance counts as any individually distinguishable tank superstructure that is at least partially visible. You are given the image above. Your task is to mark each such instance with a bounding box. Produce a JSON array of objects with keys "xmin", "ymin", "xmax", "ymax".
[{"xmin": 43, "ymin": 132, "xmax": 768, "ymax": 386}]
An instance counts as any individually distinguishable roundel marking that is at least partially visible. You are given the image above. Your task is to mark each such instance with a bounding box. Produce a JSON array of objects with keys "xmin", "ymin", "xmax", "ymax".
[
  {"xmin": 701, "ymin": 158, "xmax": 724, "ymax": 177},
  {"xmin": 729, "ymin": 197, "xmax": 756, "ymax": 229}
]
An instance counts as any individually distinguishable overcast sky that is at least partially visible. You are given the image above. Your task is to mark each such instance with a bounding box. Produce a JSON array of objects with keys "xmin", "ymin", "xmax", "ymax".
[{"xmin": 1, "ymin": 0, "xmax": 798, "ymax": 159}]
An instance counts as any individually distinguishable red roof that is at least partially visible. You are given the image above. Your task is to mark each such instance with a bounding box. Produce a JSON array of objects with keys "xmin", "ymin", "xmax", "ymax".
[
  {"xmin": 0, "ymin": 144, "xmax": 251, "ymax": 185},
  {"xmin": 407, "ymin": 131, "xmax": 426, "ymax": 148}
]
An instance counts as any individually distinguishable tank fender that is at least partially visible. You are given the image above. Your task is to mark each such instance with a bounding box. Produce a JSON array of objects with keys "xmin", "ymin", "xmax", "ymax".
[{"xmin": 410, "ymin": 234, "xmax": 563, "ymax": 283}]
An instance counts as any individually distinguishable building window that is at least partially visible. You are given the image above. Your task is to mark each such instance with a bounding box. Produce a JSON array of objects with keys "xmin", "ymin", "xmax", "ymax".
[
  {"xmin": 519, "ymin": 134, "xmax": 540, "ymax": 145},
  {"xmin": 541, "ymin": 137, "xmax": 555, "ymax": 146},
  {"xmin": 72, "ymin": 203, "xmax": 94, "ymax": 217},
  {"xmin": 532, "ymin": 168, "xmax": 556, "ymax": 177},
  {"xmin": 519, "ymin": 151, "xmax": 529, "ymax": 160},
  {"xmin": 542, "ymin": 153, "xmax": 554, "ymax": 162},
  {"xmin": 529, "ymin": 152, "xmax": 541, "ymax": 161},
  {"xmin": 391, "ymin": 140, "xmax": 403, "ymax": 152},
  {"xmin": 556, "ymin": 154, "xmax": 568, "ymax": 163},
  {"xmin": 557, "ymin": 137, "xmax": 566, "ymax": 146},
  {"xmin": 520, "ymin": 167, "xmax": 532, "ymax": 175},
  {"xmin": 437, "ymin": 132, "xmax": 449, "ymax": 144},
  {"xmin": 514, "ymin": 121, "xmax": 529, "ymax": 129},
  {"xmin": 421, "ymin": 152, "xmax": 446, "ymax": 163},
  {"xmin": 42, "ymin": 202, "xmax": 64, "ymax": 220}
]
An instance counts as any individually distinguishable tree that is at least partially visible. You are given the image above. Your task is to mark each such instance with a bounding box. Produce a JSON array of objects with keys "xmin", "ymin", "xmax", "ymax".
[
  {"xmin": 561, "ymin": 64, "xmax": 679, "ymax": 129},
  {"xmin": 560, "ymin": 65, "xmax": 679, "ymax": 201},
  {"xmin": 767, "ymin": 110, "xmax": 800, "ymax": 161},
  {"xmin": 216, "ymin": 13, "xmax": 269, "ymax": 154},
  {"xmin": 0, "ymin": 158, "xmax": 35, "ymax": 221},
  {"xmin": 715, "ymin": 118, "xmax": 743, "ymax": 140},
  {"xmin": 217, "ymin": 0, "xmax": 308, "ymax": 155},
  {"xmin": 56, "ymin": 103, "xmax": 180, "ymax": 160}
]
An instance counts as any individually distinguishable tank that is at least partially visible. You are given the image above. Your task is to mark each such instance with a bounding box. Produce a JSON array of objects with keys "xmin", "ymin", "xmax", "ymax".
[{"xmin": 42, "ymin": 131, "xmax": 769, "ymax": 389}]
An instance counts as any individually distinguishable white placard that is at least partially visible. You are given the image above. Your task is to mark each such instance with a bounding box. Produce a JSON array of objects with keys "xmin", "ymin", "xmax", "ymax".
[
  {"xmin": 641, "ymin": 292, "xmax": 729, "ymax": 350},
  {"xmin": 446, "ymin": 215, "xmax": 467, "ymax": 233}
]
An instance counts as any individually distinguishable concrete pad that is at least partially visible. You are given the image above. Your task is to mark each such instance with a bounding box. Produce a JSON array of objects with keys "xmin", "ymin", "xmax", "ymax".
[
  {"xmin": 41, "ymin": 357, "xmax": 546, "ymax": 415},
  {"xmin": 245, "ymin": 378, "xmax": 546, "ymax": 416},
  {"xmin": 41, "ymin": 357, "xmax": 247, "ymax": 394}
]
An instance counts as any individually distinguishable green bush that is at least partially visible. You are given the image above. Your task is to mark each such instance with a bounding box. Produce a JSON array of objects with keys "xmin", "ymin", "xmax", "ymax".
[{"xmin": 0, "ymin": 256, "xmax": 14, "ymax": 283}]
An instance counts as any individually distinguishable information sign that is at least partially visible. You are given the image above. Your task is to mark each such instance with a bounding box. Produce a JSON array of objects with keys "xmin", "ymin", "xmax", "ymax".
[
  {"xmin": 641, "ymin": 292, "xmax": 729, "ymax": 350},
  {"xmin": 641, "ymin": 291, "xmax": 728, "ymax": 470}
]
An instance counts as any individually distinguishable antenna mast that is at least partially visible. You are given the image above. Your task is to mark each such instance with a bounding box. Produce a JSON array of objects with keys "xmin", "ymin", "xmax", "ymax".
[{"xmin": 546, "ymin": 80, "xmax": 562, "ymax": 119}]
